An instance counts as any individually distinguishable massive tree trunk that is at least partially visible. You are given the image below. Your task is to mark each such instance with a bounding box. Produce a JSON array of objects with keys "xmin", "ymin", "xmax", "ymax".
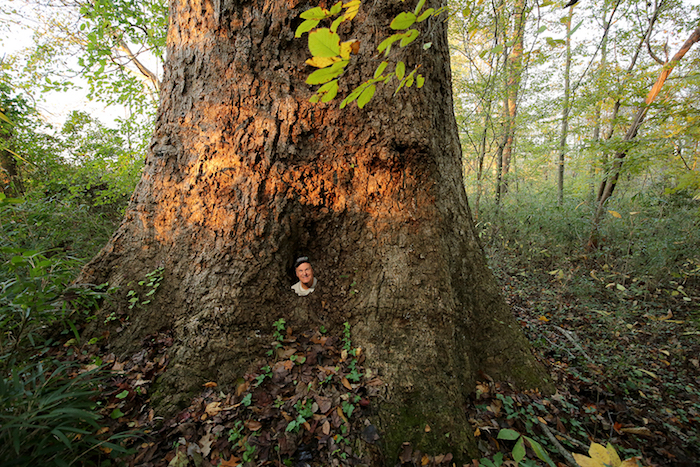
[{"xmin": 79, "ymin": 0, "xmax": 548, "ymax": 461}]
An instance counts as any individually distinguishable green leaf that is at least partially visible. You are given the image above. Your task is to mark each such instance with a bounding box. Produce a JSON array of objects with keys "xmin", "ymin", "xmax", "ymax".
[
  {"xmin": 395, "ymin": 61, "xmax": 405, "ymax": 80},
  {"xmin": 329, "ymin": 1, "xmax": 343, "ymax": 15},
  {"xmin": 525, "ymin": 436, "xmax": 556, "ymax": 467},
  {"xmin": 491, "ymin": 44, "xmax": 504, "ymax": 54},
  {"xmin": 300, "ymin": 7, "xmax": 329, "ymax": 20},
  {"xmin": 306, "ymin": 60, "xmax": 348, "ymax": 84},
  {"xmin": 422, "ymin": 42, "xmax": 432, "ymax": 50},
  {"xmin": 295, "ymin": 19, "xmax": 319, "ymax": 38},
  {"xmin": 400, "ymin": 29, "xmax": 420, "ymax": 47},
  {"xmin": 341, "ymin": 83, "xmax": 366, "ymax": 109},
  {"xmin": 331, "ymin": 15, "xmax": 344, "ymax": 33},
  {"xmin": 357, "ymin": 84, "xmax": 376, "ymax": 108},
  {"xmin": 414, "ymin": 0, "xmax": 426, "ymax": 15},
  {"xmin": 390, "ymin": 12, "xmax": 416, "ymax": 30},
  {"xmin": 318, "ymin": 80, "xmax": 339, "ymax": 102},
  {"xmin": 536, "ymin": 25, "xmax": 547, "ymax": 34},
  {"xmin": 308, "ymin": 28, "xmax": 341, "ymax": 57},
  {"xmin": 377, "ymin": 34, "xmax": 403, "ymax": 56},
  {"xmin": 416, "ymin": 74, "xmax": 425, "ymax": 88},
  {"xmin": 416, "ymin": 8, "xmax": 434, "ymax": 22},
  {"xmin": 116, "ymin": 390, "xmax": 129, "ymax": 399},
  {"xmin": 512, "ymin": 437, "xmax": 526, "ymax": 463},
  {"xmin": 110, "ymin": 408, "xmax": 125, "ymax": 419},
  {"xmin": 569, "ymin": 20, "xmax": 583, "ymax": 36},
  {"xmin": 497, "ymin": 428, "xmax": 520, "ymax": 440},
  {"xmin": 374, "ymin": 61, "xmax": 389, "ymax": 79}
]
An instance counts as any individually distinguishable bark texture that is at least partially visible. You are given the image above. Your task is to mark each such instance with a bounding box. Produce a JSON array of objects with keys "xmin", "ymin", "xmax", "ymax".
[{"xmin": 80, "ymin": 0, "xmax": 549, "ymax": 461}]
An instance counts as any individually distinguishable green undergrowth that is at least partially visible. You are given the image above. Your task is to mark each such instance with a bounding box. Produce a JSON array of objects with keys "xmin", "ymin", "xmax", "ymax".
[{"xmin": 0, "ymin": 189, "xmax": 136, "ymax": 465}]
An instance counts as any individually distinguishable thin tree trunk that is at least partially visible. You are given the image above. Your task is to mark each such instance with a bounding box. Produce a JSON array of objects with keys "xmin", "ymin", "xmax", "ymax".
[
  {"xmin": 597, "ymin": 0, "xmax": 665, "ymax": 201},
  {"xmin": 500, "ymin": 0, "xmax": 526, "ymax": 196},
  {"xmin": 558, "ymin": 7, "xmax": 573, "ymax": 206}
]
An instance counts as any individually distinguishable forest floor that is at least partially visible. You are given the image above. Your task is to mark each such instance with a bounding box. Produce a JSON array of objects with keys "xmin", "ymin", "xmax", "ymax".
[
  {"xmin": 469, "ymin": 247, "xmax": 700, "ymax": 467},
  {"xmin": 62, "ymin": 248, "xmax": 700, "ymax": 467}
]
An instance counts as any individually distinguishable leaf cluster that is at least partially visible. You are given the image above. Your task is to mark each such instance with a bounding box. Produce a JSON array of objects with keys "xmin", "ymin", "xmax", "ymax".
[{"xmin": 296, "ymin": 0, "xmax": 443, "ymax": 108}]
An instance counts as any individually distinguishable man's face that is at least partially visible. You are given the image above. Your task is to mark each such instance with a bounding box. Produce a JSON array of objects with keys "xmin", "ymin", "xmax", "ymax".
[{"xmin": 295, "ymin": 262, "xmax": 314, "ymax": 287}]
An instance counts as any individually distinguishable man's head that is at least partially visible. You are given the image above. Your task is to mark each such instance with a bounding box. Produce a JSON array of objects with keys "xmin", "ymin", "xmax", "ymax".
[{"xmin": 294, "ymin": 257, "xmax": 314, "ymax": 288}]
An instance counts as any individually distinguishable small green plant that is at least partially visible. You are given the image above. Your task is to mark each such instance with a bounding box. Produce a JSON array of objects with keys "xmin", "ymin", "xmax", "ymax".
[
  {"xmin": 286, "ymin": 399, "xmax": 314, "ymax": 433},
  {"xmin": 242, "ymin": 440, "xmax": 256, "ymax": 462},
  {"xmin": 267, "ymin": 318, "xmax": 287, "ymax": 356},
  {"xmin": 228, "ymin": 420, "xmax": 244, "ymax": 445},
  {"xmin": 254, "ymin": 366, "xmax": 272, "ymax": 387},
  {"xmin": 273, "ymin": 318, "xmax": 286, "ymax": 341},
  {"xmin": 496, "ymin": 428, "xmax": 555, "ymax": 466},
  {"xmin": 342, "ymin": 321, "xmax": 352, "ymax": 351},
  {"xmin": 126, "ymin": 266, "xmax": 164, "ymax": 310}
]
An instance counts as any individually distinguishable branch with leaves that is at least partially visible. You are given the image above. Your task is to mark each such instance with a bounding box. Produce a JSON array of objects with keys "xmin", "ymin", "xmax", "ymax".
[{"xmin": 295, "ymin": 0, "xmax": 446, "ymax": 108}]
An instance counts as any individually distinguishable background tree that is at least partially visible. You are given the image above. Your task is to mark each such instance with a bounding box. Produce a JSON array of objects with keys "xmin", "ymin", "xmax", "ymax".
[{"xmin": 77, "ymin": 0, "xmax": 548, "ymax": 461}]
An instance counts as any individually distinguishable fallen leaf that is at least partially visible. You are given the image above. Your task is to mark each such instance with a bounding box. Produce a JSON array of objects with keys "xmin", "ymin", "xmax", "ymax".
[
  {"xmin": 236, "ymin": 381, "xmax": 249, "ymax": 396},
  {"xmin": 341, "ymin": 377, "xmax": 352, "ymax": 390},
  {"xmin": 203, "ymin": 381, "xmax": 217, "ymax": 388},
  {"xmin": 399, "ymin": 443, "xmax": 412, "ymax": 463},
  {"xmin": 198, "ymin": 433, "xmax": 214, "ymax": 457},
  {"xmin": 205, "ymin": 401, "xmax": 222, "ymax": 416},
  {"xmin": 424, "ymin": 424, "xmax": 431, "ymax": 433},
  {"xmin": 245, "ymin": 420, "xmax": 263, "ymax": 431},
  {"xmin": 421, "ymin": 454, "xmax": 430, "ymax": 465},
  {"xmin": 168, "ymin": 451, "xmax": 189, "ymax": 467},
  {"xmin": 218, "ymin": 456, "xmax": 241, "ymax": 467},
  {"xmin": 620, "ymin": 427, "xmax": 653, "ymax": 436},
  {"xmin": 322, "ymin": 420, "xmax": 331, "ymax": 435}
]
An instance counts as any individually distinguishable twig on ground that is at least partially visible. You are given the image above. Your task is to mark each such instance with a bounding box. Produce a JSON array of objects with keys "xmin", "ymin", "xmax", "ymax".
[
  {"xmin": 537, "ymin": 419, "xmax": 581, "ymax": 467},
  {"xmin": 553, "ymin": 325, "xmax": 594, "ymax": 363}
]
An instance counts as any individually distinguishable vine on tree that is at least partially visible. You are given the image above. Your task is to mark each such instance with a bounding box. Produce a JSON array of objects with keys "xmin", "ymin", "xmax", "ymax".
[{"xmin": 295, "ymin": 0, "xmax": 446, "ymax": 108}]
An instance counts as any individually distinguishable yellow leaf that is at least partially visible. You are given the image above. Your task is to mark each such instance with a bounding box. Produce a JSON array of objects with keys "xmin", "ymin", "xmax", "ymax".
[
  {"xmin": 342, "ymin": 0, "xmax": 361, "ymax": 20},
  {"xmin": 305, "ymin": 56, "xmax": 340, "ymax": 68},
  {"xmin": 620, "ymin": 458, "xmax": 642, "ymax": 467},
  {"xmin": 572, "ymin": 453, "xmax": 605, "ymax": 467},
  {"xmin": 608, "ymin": 210, "xmax": 622, "ymax": 218},
  {"xmin": 588, "ymin": 442, "xmax": 610, "ymax": 462},
  {"xmin": 340, "ymin": 40, "xmax": 359, "ymax": 59},
  {"xmin": 424, "ymin": 424, "xmax": 431, "ymax": 432},
  {"xmin": 605, "ymin": 443, "xmax": 622, "ymax": 466}
]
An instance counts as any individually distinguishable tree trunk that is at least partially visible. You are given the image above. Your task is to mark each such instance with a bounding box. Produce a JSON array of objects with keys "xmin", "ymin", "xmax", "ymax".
[
  {"xmin": 596, "ymin": 0, "xmax": 664, "ymax": 202},
  {"xmin": 557, "ymin": 7, "xmax": 573, "ymax": 206},
  {"xmin": 79, "ymin": 0, "xmax": 549, "ymax": 461},
  {"xmin": 500, "ymin": 0, "xmax": 526, "ymax": 197},
  {"xmin": 0, "ymin": 133, "xmax": 24, "ymax": 198}
]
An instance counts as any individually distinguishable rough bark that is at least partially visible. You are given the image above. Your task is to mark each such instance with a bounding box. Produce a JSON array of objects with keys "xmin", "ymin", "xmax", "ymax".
[{"xmin": 79, "ymin": 0, "xmax": 549, "ymax": 461}]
